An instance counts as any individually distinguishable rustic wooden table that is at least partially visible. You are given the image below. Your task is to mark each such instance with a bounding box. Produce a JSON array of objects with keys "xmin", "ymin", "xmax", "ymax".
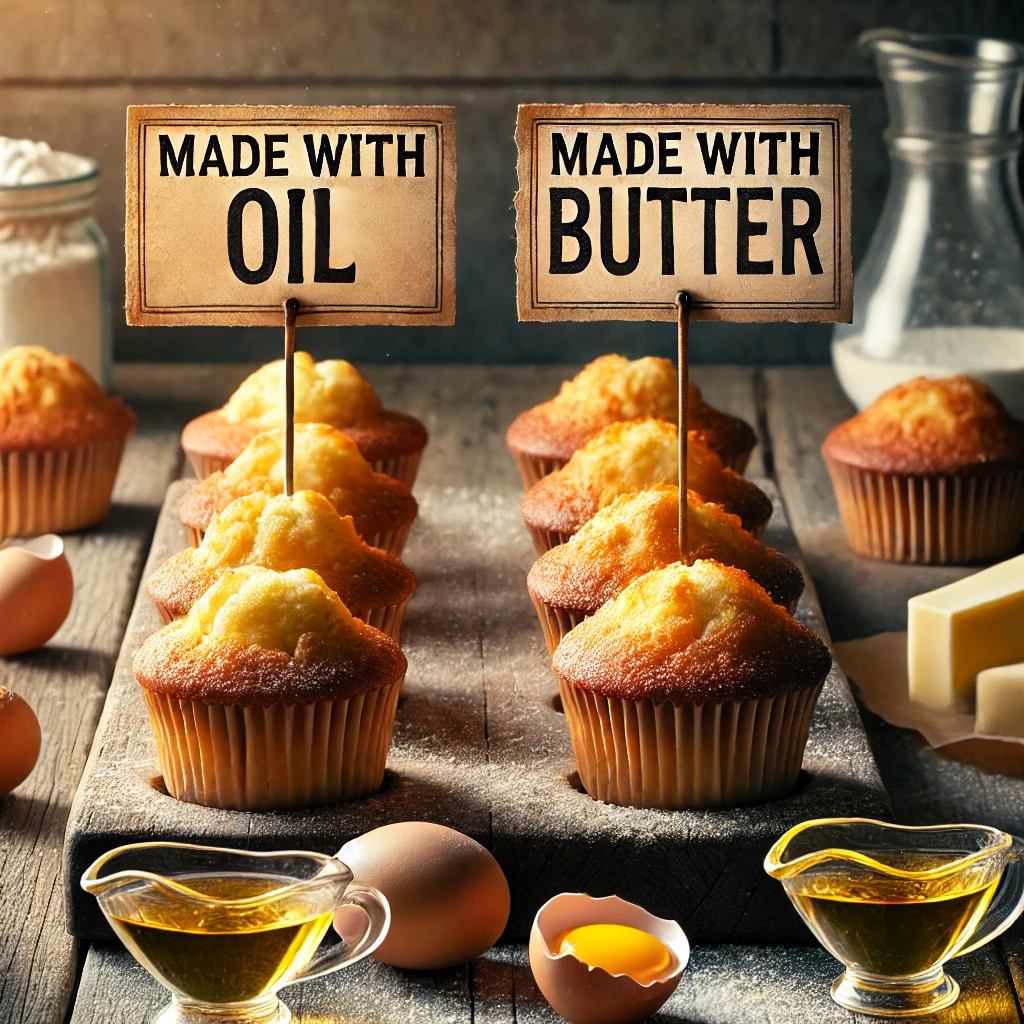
[{"xmin": 2, "ymin": 363, "xmax": 1023, "ymax": 1024}]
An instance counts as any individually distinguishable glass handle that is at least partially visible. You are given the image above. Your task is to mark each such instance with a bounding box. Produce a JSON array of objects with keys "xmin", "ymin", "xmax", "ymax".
[
  {"xmin": 956, "ymin": 837, "xmax": 1024, "ymax": 959},
  {"xmin": 288, "ymin": 883, "xmax": 391, "ymax": 984}
]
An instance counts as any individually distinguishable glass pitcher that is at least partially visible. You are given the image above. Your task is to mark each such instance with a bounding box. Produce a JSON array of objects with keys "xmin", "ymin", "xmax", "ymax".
[
  {"xmin": 81, "ymin": 841, "xmax": 391, "ymax": 1024},
  {"xmin": 832, "ymin": 30, "xmax": 1024, "ymax": 419},
  {"xmin": 765, "ymin": 818, "xmax": 1024, "ymax": 1017}
]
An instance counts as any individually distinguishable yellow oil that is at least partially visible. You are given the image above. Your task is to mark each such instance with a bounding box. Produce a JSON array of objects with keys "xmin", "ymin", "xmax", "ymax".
[
  {"xmin": 108, "ymin": 873, "xmax": 333, "ymax": 1004},
  {"xmin": 791, "ymin": 853, "xmax": 999, "ymax": 977}
]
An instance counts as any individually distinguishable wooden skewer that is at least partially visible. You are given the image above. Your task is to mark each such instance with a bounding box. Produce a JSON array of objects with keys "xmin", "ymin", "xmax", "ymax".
[
  {"xmin": 676, "ymin": 291, "xmax": 691, "ymax": 564},
  {"xmin": 283, "ymin": 297, "xmax": 300, "ymax": 497}
]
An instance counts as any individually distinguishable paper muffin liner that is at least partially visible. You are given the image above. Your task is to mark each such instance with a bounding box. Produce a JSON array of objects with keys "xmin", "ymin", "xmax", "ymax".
[
  {"xmin": 185, "ymin": 520, "xmax": 413, "ymax": 559},
  {"xmin": 511, "ymin": 451, "xmax": 567, "ymax": 493},
  {"xmin": 149, "ymin": 595, "xmax": 411, "ymax": 642},
  {"xmin": 556, "ymin": 674, "xmax": 821, "ymax": 809},
  {"xmin": 184, "ymin": 447, "xmax": 422, "ymax": 490},
  {"xmin": 142, "ymin": 676, "xmax": 403, "ymax": 811},
  {"xmin": 529, "ymin": 591, "xmax": 588, "ymax": 657},
  {"xmin": 524, "ymin": 523, "xmax": 575, "ymax": 556},
  {"xmin": 0, "ymin": 438, "xmax": 127, "ymax": 538},
  {"xmin": 825, "ymin": 458, "xmax": 1024, "ymax": 564}
]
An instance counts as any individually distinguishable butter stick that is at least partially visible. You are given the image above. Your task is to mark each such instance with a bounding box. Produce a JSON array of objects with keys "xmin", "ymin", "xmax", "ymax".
[
  {"xmin": 907, "ymin": 554, "xmax": 1024, "ymax": 711},
  {"xmin": 976, "ymin": 663, "xmax": 1024, "ymax": 738}
]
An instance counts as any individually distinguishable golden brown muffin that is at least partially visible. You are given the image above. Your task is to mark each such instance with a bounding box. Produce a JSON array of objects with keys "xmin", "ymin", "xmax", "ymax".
[
  {"xmin": 181, "ymin": 353, "xmax": 427, "ymax": 487},
  {"xmin": 822, "ymin": 376, "xmax": 1024, "ymax": 563},
  {"xmin": 0, "ymin": 346, "xmax": 136, "ymax": 535},
  {"xmin": 133, "ymin": 565, "xmax": 407, "ymax": 810},
  {"xmin": 147, "ymin": 490, "xmax": 416, "ymax": 640},
  {"xmin": 552, "ymin": 560, "xmax": 832, "ymax": 809},
  {"xmin": 505, "ymin": 354, "xmax": 756, "ymax": 489},
  {"xmin": 519, "ymin": 418, "xmax": 772, "ymax": 553},
  {"xmin": 527, "ymin": 484, "xmax": 803, "ymax": 654},
  {"xmin": 177, "ymin": 423, "xmax": 418, "ymax": 557}
]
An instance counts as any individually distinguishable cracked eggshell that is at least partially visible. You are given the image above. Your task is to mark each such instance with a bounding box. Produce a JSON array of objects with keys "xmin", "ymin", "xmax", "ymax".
[
  {"xmin": 0, "ymin": 535, "xmax": 73, "ymax": 655},
  {"xmin": 529, "ymin": 893, "xmax": 689, "ymax": 1024},
  {"xmin": 0, "ymin": 687, "xmax": 41, "ymax": 795}
]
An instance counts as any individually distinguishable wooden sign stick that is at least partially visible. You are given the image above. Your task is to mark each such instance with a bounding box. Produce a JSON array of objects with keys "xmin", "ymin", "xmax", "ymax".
[
  {"xmin": 283, "ymin": 297, "xmax": 300, "ymax": 497},
  {"xmin": 676, "ymin": 291, "xmax": 691, "ymax": 564}
]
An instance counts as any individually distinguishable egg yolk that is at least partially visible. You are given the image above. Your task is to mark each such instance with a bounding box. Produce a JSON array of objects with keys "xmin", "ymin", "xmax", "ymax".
[{"xmin": 555, "ymin": 923, "xmax": 672, "ymax": 984}]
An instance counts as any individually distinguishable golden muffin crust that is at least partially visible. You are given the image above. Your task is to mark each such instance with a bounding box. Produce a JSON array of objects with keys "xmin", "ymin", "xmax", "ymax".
[
  {"xmin": 505, "ymin": 354, "xmax": 756, "ymax": 465},
  {"xmin": 520, "ymin": 418, "xmax": 772, "ymax": 536},
  {"xmin": 552, "ymin": 560, "xmax": 831, "ymax": 704},
  {"xmin": 822, "ymin": 375, "xmax": 1024, "ymax": 476},
  {"xmin": 0, "ymin": 345, "xmax": 136, "ymax": 451},
  {"xmin": 134, "ymin": 566, "xmax": 407, "ymax": 706},
  {"xmin": 528, "ymin": 484, "xmax": 803, "ymax": 613},
  {"xmin": 148, "ymin": 490, "xmax": 416, "ymax": 619},
  {"xmin": 178, "ymin": 423, "xmax": 418, "ymax": 535}
]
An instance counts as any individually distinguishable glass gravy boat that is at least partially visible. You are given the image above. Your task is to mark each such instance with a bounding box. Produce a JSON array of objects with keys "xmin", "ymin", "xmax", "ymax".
[
  {"xmin": 82, "ymin": 842, "xmax": 390, "ymax": 1024},
  {"xmin": 765, "ymin": 818, "xmax": 1024, "ymax": 1017}
]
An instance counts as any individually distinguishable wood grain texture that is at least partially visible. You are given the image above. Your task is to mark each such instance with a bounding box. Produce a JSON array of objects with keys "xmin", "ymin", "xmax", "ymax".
[
  {"xmin": 63, "ymin": 364, "xmax": 887, "ymax": 948},
  {"xmin": 0, "ymin": 419, "xmax": 182, "ymax": 1024}
]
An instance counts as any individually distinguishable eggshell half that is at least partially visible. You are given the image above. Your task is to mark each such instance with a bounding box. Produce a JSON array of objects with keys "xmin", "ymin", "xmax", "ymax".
[
  {"xmin": 0, "ymin": 535, "xmax": 73, "ymax": 656},
  {"xmin": 0, "ymin": 688, "xmax": 41, "ymax": 795},
  {"xmin": 529, "ymin": 893, "xmax": 689, "ymax": 1024},
  {"xmin": 336, "ymin": 821, "xmax": 510, "ymax": 969}
]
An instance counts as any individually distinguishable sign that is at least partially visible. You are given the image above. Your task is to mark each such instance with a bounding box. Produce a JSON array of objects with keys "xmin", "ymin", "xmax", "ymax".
[
  {"xmin": 126, "ymin": 104, "xmax": 456, "ymax": 326},
  {"xmin": 515, "ymin": 103, "xmax": 851, "ymax": 323}
]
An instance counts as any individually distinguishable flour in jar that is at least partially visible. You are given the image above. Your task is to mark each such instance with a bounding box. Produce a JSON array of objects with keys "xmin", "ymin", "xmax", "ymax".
[{"xmin": 0, "ymin": 137, "xmax": 107, "ymax": 383}]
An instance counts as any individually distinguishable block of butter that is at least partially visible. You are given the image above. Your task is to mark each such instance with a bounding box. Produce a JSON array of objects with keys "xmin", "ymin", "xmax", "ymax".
[
  {"xmin": 976, "ymin": 663, "xmax": 1024, "ymax": 738},
  {"xmin": 908, "ymin": 553, "xmax": 1024, "ymax": 711}
]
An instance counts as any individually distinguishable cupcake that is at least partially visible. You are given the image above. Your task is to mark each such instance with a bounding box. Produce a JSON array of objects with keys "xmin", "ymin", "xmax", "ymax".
[
  {"xmin": 181, "ymin": 353, "xmax": 427, "ymax": 487},
  {"xmin": 177, "ymin": 423, "xmax": 418, "ymax": 556},
  {"xmin": 133, "ymin": 565, "xmax": 407, "ymax": 810},
  {"xmin": 520, "ymin": 418, "xmax": 772, "ymax": 554},
  {"xmin": 822, "ymin": 376, "xmax": 1024, "ymax": 564},
  {"xmin": 506, "ymin": 354, "xmax": 756, "ymax": 489},
  {"xmin": 147, "ymin": 490, "xmax": 416, "ymax": 640},
  {"xmin": 528, "ymin": 485, "xmax": 804, "ymax": 655},
  {"xmin": 0, "ymin": 346, "xmax": 136, "ymax": 537},
  {"xmin": 552, "ymin": 560, "xmax": 832, "ymax": 809}
]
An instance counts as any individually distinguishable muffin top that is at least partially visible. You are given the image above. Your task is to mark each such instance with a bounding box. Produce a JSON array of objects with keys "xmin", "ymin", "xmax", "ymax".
[
  {"xmin": 134, "ymin": 565, "xmax": 407, "ymax": 705},
  {"xmin": 0, "ymin": 345, "xmax": 136, "ymax": 451},
  {"xmin": 505, "ymin": 354, "xmax": 755, "ymax": 464},
  {"xmin": 528, "ymin": 484, "xmax": 803, "ymax": 613},
  {"xmin": 520, "ymin": 418, "xmax": 772, "ymax": 536},
  {"xmin": 552, "ymin": 560, "xmax": 831, "ymax": 705},
  {"xmin": 178, "ymin": 423, "xmax": 418, "ymax": 534},
  {"xmin": 223, "ymin": 352, "xmax": 383, "ymax": 428},
  {"xmin": 149, "ymin": 490, "xmax": 416, "ymax": 619},
  {"xmin": 822, "ymin": 375, "xmax": 1024, "ymax": 476}
]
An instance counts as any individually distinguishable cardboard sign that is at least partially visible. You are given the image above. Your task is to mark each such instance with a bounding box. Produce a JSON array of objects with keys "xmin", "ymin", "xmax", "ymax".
[
  {"xmin": 515, "ymin": 103, "xmax": 851, "ymax": 323},
  {"xmin": 126, "ymin": 105, "xmax": 456, "ymax": 326}
]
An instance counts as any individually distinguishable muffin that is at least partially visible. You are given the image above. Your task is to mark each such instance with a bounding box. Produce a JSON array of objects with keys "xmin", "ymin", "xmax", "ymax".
[
  {"xmin": 148, "ymin": 490, "xmax": 416, "ymax": 640},
  {"xmin": 822, "ymin": 376, "xmax": 1024, "ymax": 564},
  {"xmin": 528, "ymin": 485, "xmax": 804, "ymax": 655},
  {"xmin": 520, "ymin": 418, "xmax": 772, "ymax": 554},
  {"xmin": 0, "ymin": 346, "xmax": 136, "ymax": 536},
  {"xmin": 506, "ymin": 354, "xmax": 756, "ymax": 489},
  {"xmin": 552, "ymin": 560, "xmax": 832, "ymax": 809},
  {"xmin": 181, "ymin": 353, "xmax": 427, "ymax": 487},
  {"xmin": 178, "ymin": 423, "xmax": 418, "ymax": 556},
  {"xmin": 133, "ymin": 565, "xmax": 407, "ymax": 810}
]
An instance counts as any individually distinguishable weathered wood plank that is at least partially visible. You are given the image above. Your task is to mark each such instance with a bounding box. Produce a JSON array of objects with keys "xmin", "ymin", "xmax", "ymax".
[
  {"xmin": 63, "ymin": 365, "xmax": 887, "ymax": 948},
  {"xmin": 0, "ymin": 413, "xmax": 182, "ymax": 1024}
]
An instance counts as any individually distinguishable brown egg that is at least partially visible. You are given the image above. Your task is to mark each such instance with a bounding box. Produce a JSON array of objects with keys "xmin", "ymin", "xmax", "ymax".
[
  {"xmin": 336, "ymin": 822, "xmax": 510, "ymax": 969},
  {"xmin": 529, "ymin": 893, "xmax": 689, "ymax": 1024},
  {"xmin": 0, "ymin": 687, "xmax": 41, "ymax": 795},
  {"xmin": 0, "ymin": 535, "xmax": 73, "ymax": 656}
]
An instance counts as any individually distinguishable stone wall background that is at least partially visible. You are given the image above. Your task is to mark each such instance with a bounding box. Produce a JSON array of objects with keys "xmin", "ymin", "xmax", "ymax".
[{"xmin": 2, "ymin": 1, "xmax": 1022, "ymax": 364}]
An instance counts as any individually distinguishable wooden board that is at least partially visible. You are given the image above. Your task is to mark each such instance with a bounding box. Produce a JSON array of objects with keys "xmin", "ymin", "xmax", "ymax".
[
  {"xmin": 0, "ymin": 423, "xmax": 182, "ymax": 1024},
  {"xmin": 63, "ymin": 367, "xmax": 888, "ymax": 947}
]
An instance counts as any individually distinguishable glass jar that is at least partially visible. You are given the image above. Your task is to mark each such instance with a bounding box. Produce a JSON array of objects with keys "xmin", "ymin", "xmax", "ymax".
[
  {"xmin": 832, "ymin": 30, "xmax": 1024, "ymax": 418},
  {"xmin": 0, "ymin": 157, "xmax": 111, "ymax": 385}
]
